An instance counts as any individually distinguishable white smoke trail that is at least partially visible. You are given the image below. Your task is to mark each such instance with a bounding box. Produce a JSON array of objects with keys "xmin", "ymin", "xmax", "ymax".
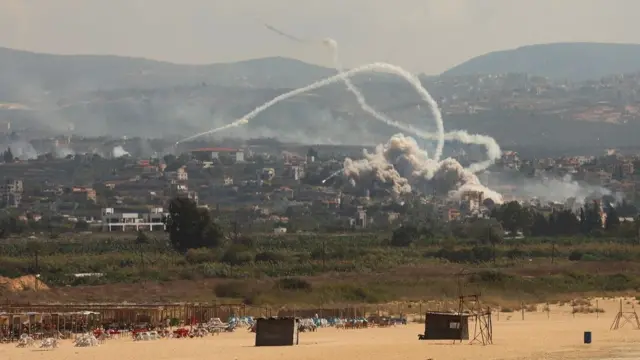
[
  {"xmin": 322, "ymin": 38, "xmax": 445, "ymax": 161},
  {"xmin": 321, "ymin": 38, "xmax": 502, "ymax": 171},
  {"xmin": 264, "ymin": 24, "xmax": 305, "ymax": 43},
  {"xmin": 261, "ymin": 26, "xmax": 500, "ymax": 172},
  {"xmin": 177, "ymin": 62, "xmax": 449, "ymax": 145}
]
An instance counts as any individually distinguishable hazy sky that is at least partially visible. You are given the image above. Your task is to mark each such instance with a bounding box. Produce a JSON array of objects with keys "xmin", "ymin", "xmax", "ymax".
[{"xmin": 2, "ymin": 0, "xmax": 640, "ymax": 74}]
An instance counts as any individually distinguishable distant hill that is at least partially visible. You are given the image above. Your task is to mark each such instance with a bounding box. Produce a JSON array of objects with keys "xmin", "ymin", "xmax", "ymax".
[
  {"xmin": 0, "ymin": 47, "xmax": 336, "ymax": 97},
  {"xmin": 442, "ymin": 43, "xmax": 640, "ymax": 80},
  {"xmin": 4, "ymin": 45, "xmax": 640, "ymax": 152}
]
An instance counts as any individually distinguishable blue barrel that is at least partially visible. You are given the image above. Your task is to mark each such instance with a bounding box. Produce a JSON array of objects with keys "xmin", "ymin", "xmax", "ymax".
[{"xmin": 584, "ymin": 331, "xmax": 592, "ymax": 344}]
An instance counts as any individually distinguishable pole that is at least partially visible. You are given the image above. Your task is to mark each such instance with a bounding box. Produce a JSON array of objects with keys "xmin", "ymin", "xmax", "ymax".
[
  {"xmin": 547, "ymin": 302, "xmax": 549, "ymax": 319},
  {"xmin": 551, "ymin": 243, "xmax": 555, "ymax": 264}
]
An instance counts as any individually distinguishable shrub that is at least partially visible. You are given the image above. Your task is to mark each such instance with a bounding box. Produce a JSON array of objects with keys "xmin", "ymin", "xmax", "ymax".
[
  {"xmin": 214, "ymin": 280, "xmax": 251, "ymax": 298},
  {"xmin": 185, "ymin": 248, "xmax": 218, "ymax": 264},
  {"xmin": 276, "ymin": 277, "xmax": 312, "ymax": 292},
  {"xmin": 221, "ymin": 245, "xmax": 253, "ymax": 265},
  {"xmin": 568, "ymin": 250, "xmax": 583, "ymax": 261},
  {"xmin": 255, "ymin": 251, "xmax": 287, "ymax": 263}
]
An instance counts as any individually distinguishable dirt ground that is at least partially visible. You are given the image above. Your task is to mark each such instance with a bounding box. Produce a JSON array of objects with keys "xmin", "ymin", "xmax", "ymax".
[{"xmin": 2, "ymin": 297, "xmax": 640, "ymax": 360}]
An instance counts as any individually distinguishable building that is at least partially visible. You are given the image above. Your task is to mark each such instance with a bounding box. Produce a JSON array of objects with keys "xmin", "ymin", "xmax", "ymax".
[
  {"xmin": 460, "ymin": 190, "xmax": 484, "ymax": 213},
  {"xmin": 254, "ymin": 317, "xmax": 300, "ymax": 347},
  {"xmin": 418, "ymin": 312, "xmax": 470, "ymax": 341},
  {"xmin": 349, "ymin": 206, "xmax": 367, "ymax": 229},
  {"xmin": 70, "ymin": 187, "xmax": 97, "ymax": 202},
  {"xmin": 191, "ymin": 147, "xmax": 245, "ymax": 163},
  {"xmin": 165, "ymin": 167, "xmax": 188, "ymax": 182},
  {"xmin": 439, "ymin": 207, "xmax": 461, "ymax": 222},
  {"xmin": 101, "ymin": 207, "xmax": 167, "ymax": 231},
  {"xmin": 0, "ymin": 178, "xmax": 23, "ymax": 208}
]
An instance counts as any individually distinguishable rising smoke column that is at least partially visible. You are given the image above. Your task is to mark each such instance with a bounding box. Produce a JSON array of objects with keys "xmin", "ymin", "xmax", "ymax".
[
  {"xmin": 176, "ymin": 63, "xmax": 504, "ymax": 202},
  {"xmin": 343, "ymin": 133, "xmax": 503, "ymax": 203}
]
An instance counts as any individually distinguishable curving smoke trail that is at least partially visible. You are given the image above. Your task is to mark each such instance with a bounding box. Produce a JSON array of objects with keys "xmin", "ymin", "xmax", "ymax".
[
  {"xmin": 261, "ymin": 25, "xmax": 500, "ymax": 172},
  {"xmin": 321, "ymin": 38, "xmax": 444, "ymax": 162},
  {"xmin": 176, "ymin": 62, "xmax": 451, "ymax": 145}
]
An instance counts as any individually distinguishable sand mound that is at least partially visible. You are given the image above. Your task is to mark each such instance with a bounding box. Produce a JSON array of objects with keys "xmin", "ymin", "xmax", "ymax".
[{"xmin": 0, "ymin": 275, "xmax": 50, "ymax": 292}]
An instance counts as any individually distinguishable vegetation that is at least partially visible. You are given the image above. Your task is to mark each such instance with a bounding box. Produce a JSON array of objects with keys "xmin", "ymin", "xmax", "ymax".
[{"xmin": 1, "ymin": 197, "xmax": 640, "ymax": 305}]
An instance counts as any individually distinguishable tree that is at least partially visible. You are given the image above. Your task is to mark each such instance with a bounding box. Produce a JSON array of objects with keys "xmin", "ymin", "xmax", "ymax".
[
  {"xmin": 3, "ymin": 147, "xmax": 14, "ymax": 163},
  {"xmin": 582, "ymin": 201, "xmax": 603, "ymax": 234},
  {"xmin": 492, "ymin": 201, "xmax": 533, "ymax": 236},
  {"xmin": 530, "ymin": 213, "xmax": 550, "ymax": 236},
  {"xmin": 468, "ymin": 219, "xmax": 504, "ymax": 246},
  {"xmin": 390, "ymin": 225, "xmax": 419, "ymax": 247},
  {"xmin": 135, "ymin": 230, "xmax": 150, "ymax": 269},
  {"xmin": 605, "ymin": 207, "xmax": 621, "ymax": 231},
  {"xmin": 74, "ymin": 220, "xmax": 90, "ymax": 231},
  {"xmin": 165, "ymin": 197, "xmax": 223, "ymax": 252},
  {"xmin": 550, "ymin": 210, "xmax": 580, "ymax": 236},
  {"xmin": 135, "ymin": 230, "xmax": 150, "ymax": 245},
  {"xmin": 616, "ymin": 200, "xmax": 638, "ymax": 218}
]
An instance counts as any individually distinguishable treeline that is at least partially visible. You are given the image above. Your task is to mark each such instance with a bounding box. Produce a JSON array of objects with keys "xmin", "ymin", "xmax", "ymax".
[
  {"xmin": 390, "ymin": 200, "xmax": 639, "ymax": 249},
  {"xmin": 491, "ymin": 200, "xmax": 638, "ymax": 238}
]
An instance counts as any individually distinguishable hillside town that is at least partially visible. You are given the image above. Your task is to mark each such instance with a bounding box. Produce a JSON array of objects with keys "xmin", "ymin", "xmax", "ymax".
[{"xmin": 0, "ymin": 136, "xmax": 638, "ymax": 235}]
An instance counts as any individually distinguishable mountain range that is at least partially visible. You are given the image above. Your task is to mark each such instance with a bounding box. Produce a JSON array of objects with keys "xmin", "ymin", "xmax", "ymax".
[
  {"xmin": 442, "ymin": 42, "xmax": 640, "ymax": 81},
  {"xmin": 3, "ymin": 43, "xmax": 640, "ymax": 152}
]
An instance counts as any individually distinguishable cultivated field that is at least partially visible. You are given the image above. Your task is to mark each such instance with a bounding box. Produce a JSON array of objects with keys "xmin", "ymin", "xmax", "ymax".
[{"xmin": 2, "ymin": 298, "xmax": 640, "ymax": 360}]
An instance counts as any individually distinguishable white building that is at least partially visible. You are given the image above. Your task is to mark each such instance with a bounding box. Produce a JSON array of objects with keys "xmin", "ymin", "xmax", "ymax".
[
  {"xmin": 101, "ymin": 207, "xmax": 167, "ymax": 231},
  {"xmin": 0, "ymin": 178, "xmax": 23, "ymax": 208},
  {"xmin": 165, "ymin": 167, "xmax": 188, "ymax": 181}
]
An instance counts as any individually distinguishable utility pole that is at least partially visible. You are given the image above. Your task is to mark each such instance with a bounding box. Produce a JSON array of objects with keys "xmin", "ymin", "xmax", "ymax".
[{"xmin": 551, "ymin": 243, "xmax": 555, "ymax": 264}]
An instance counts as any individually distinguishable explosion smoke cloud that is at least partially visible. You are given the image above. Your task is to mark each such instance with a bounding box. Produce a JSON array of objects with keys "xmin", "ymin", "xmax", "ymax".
[
  {"xmin": 343, "ymin": 133, "xmax": 503, "ymax": 203},
  {"xmin": 177, "ymin": 34, "xmax": 504, "ymax": 203}
]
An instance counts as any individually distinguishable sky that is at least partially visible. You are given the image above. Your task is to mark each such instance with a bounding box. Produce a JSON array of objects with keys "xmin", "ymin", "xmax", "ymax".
[{"xmin": 2, "ymin": 0, "xmax": 640, "ymax": 75}]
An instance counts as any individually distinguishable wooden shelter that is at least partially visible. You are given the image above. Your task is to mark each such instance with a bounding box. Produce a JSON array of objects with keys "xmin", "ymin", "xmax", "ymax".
[
  {"xmin": 418, "ymin": 312, "xmax": 470, "ymax": 340},
  {"xmin": 416, "ymin": 270, "xmax": 494, "ymax": 345},
  {"xmin": 254, "ymin": 317, "xmax": 299, "ymax": 347}
]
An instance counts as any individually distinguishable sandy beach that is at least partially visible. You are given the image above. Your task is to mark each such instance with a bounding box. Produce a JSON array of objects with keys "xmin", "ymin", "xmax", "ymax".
[{"xmin": 2, "ymin": 298, "xmax": 640, "ymax": 360}]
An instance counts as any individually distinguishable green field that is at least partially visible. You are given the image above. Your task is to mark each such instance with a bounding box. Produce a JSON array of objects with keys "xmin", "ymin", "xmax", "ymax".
[{"xmin": 1, "ymin": 231, "xmax": 639, "ymax": 306}]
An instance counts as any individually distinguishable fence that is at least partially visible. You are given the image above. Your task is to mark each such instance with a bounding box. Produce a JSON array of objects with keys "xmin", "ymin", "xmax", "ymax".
[{"xmin": 0, "ymin": 300, "xmax": 467, "ymax": 327}]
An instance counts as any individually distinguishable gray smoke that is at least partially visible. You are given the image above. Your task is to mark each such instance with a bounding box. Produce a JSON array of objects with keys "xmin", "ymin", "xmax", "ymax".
[
  {"xmin": 54, "ymin": 146, "xmax": 75, "ymax": 158},
  {"xmin": 112, "ymin": 145, "xmax": 130, "ymax": 158},
  {"xmin": 343, "ymin": 133, "xmax": 503, "ymax": 203},
  {"xmin": 1, "ymin": 140, "xmax": 38, "ymax": 160},
  {"xmin": 490, "ymin": 172, "xmax": 613, "ymax": 205}
]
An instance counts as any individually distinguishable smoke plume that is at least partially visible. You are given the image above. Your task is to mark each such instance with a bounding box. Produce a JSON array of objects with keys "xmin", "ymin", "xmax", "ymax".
[
  {"xmin": 343, "ymin": 133, "xmax": 503, "ymax": 203},
  {"xmin": 112, "ymin": 145, "xmax": 130, "ymax": 158}
]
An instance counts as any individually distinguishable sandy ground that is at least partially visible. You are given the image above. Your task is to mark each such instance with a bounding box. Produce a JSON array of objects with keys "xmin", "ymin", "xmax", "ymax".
[{"xmin": 3, "ymin": 298, "xmax": 640, "ymax": 360}]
